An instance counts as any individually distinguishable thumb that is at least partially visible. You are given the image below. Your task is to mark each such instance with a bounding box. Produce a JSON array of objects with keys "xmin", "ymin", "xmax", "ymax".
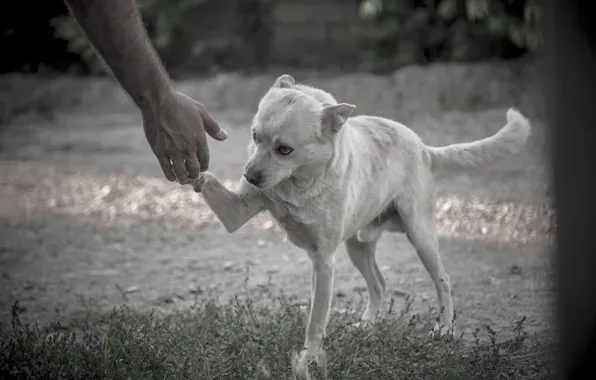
[{"xmin": 201, "ymin": 110, "xmax": 227, "ymax": 141}]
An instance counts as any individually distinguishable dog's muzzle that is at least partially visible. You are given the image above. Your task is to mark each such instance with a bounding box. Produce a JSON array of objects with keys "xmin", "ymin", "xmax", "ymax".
[{"xmin": 243, "ymin": 171, "xmax": 263, "ymax": 187}]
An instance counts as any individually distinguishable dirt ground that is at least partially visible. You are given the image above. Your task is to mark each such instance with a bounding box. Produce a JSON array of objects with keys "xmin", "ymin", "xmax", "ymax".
[{"xmin": 0, "ymin": 61, "xmax": 554, "ymax": 341}]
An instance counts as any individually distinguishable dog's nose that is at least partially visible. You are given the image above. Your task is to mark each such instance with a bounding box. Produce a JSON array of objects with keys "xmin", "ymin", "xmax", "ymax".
[{"xmin": 243, "ymin": 171, "xmax": 262, "ymax": 186}]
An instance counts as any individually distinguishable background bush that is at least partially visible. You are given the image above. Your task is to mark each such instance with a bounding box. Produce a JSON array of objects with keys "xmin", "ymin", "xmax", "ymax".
[
  {"xmin": 3, "ymin": 0, "xmax": 542, "ymax": 76},
  {"xmin": 51, "ymin": 0, "xmax": 274, "ymax": 75},
  {"xmin": 355, "ymin": 0, "xmax": 543, "ymax": 68}
]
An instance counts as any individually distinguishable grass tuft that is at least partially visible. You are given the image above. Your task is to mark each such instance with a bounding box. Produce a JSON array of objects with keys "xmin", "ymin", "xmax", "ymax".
[{"xmin": 1, "ymin": 293, "xmax": 554, "ymax": 380}]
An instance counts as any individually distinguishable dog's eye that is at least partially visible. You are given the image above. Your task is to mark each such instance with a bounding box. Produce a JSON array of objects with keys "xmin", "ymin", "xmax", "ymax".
[
  {"xmin": 276, "ymin": 145, "xmax": 293, "ymax": 155},
  {"xmin": 252, "ymin": 131, "xmax": 257, "ymax": 142}
]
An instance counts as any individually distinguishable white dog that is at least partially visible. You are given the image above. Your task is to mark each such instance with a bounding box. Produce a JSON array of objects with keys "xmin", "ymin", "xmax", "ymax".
[{"xmin": 191, "ymin": 74, "xmax": 531, "ymax": 378}]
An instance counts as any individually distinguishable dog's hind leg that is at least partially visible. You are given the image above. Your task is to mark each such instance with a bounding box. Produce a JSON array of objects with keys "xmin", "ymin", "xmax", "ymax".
[
  {"xmin": 345, "ymin": 237, "xmax": 387, "ymax": 322},
  {"xmin": 396, "ymin": 192, "xmax": 454, "ymax": 337},
  {"xmin": 357, "ymin": 211, "xmax": 403, "ymax": 243},
  {"xmin": 356, "ymin": 223, "xmax": 384, "ymax": 243}
]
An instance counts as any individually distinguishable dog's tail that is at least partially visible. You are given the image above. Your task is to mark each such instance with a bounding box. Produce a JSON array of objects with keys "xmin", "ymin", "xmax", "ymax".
[{"xmin": 427, "ymin": 108, "xmax": 531, "ymax": 172}]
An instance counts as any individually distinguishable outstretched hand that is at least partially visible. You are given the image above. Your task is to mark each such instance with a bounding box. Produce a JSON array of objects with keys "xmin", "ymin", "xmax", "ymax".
[{"xmin": 142, "ymin": 90, "xmax": 227, "ymax": 184}]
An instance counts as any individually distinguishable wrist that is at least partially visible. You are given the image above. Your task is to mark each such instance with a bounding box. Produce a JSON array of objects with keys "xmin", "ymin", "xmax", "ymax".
[{"xmin": 136, "ymin": 76, "xmax": 175, "ymax": 114}]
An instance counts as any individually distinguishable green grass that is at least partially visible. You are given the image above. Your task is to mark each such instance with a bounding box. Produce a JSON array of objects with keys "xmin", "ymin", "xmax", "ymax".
[{"xmin": 0, "ymin": 293, "xmax": 554, "ymax": 380}]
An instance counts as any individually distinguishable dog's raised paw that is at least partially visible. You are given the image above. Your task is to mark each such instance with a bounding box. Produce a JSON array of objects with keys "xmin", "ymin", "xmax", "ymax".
[
  {"xmin": 190, "ymin": 175, "xmax": 204, "ymax": 193},
  {"xmin": 190, "ymin": 172, "xmax": 213, "ymax": 193}
]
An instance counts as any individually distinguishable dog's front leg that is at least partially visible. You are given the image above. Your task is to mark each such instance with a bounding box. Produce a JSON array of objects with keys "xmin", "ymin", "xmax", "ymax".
[
  {"xmin": 191, "ymin": 172, "xmax": 265, "ymax": 233},
  {"xmin": 294, "ymin": 251, "xmax": 336, "ymax": 380}
]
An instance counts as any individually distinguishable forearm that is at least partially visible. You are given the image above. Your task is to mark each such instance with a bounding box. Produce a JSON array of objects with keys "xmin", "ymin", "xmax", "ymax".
[{"xmin": 65, "ymin": 0, "xmax": 172, "ymax": 111}]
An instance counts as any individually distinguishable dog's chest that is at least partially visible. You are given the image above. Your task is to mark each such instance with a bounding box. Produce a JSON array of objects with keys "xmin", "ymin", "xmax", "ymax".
[{"xmin": 264, "ymin": 198, "xmax": 326, "ymax": 252}]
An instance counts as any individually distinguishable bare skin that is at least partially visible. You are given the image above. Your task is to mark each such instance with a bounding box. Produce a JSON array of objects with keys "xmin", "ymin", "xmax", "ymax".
[{"xmin": 64, "ymin": 0, "xmax": 227, "ymax": 183}]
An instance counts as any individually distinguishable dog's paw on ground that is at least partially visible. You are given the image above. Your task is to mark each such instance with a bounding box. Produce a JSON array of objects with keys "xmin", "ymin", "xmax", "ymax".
[
  {"xmin": 349, "ymin": 320, "xmax": 375, "ymax": 330},
  {"xmin": 292, "ymin": 348, "xmax": 327, "ymax": 380},
  {"xmin": 429, "ymin": 323, "xmax": 457, "ymax": 340}
]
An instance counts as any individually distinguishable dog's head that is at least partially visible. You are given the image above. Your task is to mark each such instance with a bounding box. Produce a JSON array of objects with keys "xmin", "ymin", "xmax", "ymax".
[{"xmin": 243, "ymin": 74, "xmax": 355, "ymax": 190}]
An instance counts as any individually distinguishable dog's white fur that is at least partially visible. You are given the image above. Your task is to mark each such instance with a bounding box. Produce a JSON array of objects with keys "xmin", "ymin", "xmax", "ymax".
[{"xmin": 191, "ymin": 74, "xmax": 531, "ymax": 378}]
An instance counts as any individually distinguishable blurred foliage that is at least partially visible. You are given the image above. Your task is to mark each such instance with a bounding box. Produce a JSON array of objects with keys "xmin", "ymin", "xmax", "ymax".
[
  {"xmin": 51, "ymin": 0, "xmax": 274, "ymax": 75},
  {"xmin": 356, "ymin": 0, "xmax": 542, "ymax": 67},
  {"xmin": 51, "ymin": 0, "xmax": 211, "ymax": 74},
  {"xmin": 229, "ymin": 0, "xmax": 275, "ymax": 70}
]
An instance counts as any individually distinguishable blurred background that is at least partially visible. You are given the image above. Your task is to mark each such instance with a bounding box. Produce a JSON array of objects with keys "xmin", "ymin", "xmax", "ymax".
[
  {"xmin": 2, "ymin": 0, "xmax": 539, "ymax": 74},
  {"xmin": 0, "ymin": 0, "xmax": 552, "ymax": 344},
  {"xmin": 1, "ymin": 0, "xmax": 544, "ymax": 123}
]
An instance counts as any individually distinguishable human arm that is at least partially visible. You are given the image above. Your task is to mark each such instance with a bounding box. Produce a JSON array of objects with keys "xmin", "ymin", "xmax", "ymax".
[{"xmin": 64, "ymin": 0, "xmax": 227, "ymax": 182}]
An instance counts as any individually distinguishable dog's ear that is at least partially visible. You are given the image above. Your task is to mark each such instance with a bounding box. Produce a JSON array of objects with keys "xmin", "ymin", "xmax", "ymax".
[
  {"xmin": 272, "ymin": 74, "xmax": 295, "ymax": 89},
  {"xmin": 321, "ymin": 103, "xmax": 356, "ymax": 135}
]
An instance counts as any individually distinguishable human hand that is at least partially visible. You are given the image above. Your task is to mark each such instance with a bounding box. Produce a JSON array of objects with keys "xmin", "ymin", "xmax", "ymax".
[{"xmin": 142, "ymin": 90, "xmax": 227, "ymax": 184}]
